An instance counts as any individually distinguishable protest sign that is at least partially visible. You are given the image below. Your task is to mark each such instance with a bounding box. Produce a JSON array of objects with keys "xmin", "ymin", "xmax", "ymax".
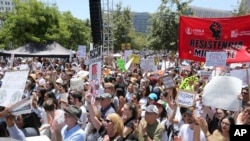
[
  {"xmin": 116, "ymin": 59, "xmax": 126, "ymax": 72},
  {"xmin": 230, "ymin": 69, "xmax": 250, "ymax": 87},
  {"xmin": 77, "ymin": 45, "xmax": 86, "ymax": 58},
  {"xmin": 140, "ymin": 59, "xmax": 157, "ymax": 72},
  {"xmin": 129, "ymin": 54, "xmax": 140, "ymax": 64},
  {"xmin": 89, "ymin": 61, "xmax": 102, "ymax": 83},
  {"xmin": 89, "ymin": 47, "xmax": 101, "ymax": 59},
  {"xmin": 161, "ymin": 75, "xmax": 176, "ymax": 89},
  {"xmin": 205, "ymin": 52, "xmax": 227, "ymax": 67},
  {"xmin": 124, "ymin": 50, "xmax": 133, "ymax": 63},
  {"xmin": 9, "ymin": 97, "xmax": 32, "ymax": 116},
  {"xmin": 0, "ymin": 70, "xmax": 29, "ymax": 106},
  {"xmin": 203, "ymin": 76, "xmax": 242, "ymax": 111},
  {"xmin": 176, "ymin": 90, "xmax": 196, "ymax": 107}
]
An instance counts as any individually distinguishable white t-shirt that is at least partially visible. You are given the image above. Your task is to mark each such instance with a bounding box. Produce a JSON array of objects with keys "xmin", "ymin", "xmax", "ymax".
[
  {"xmin": 80, "ymin": 105, "xmax": 88, "ymax": 129},
  {"xmin": 178, "ymin": 124, "xmax": 206, "ymax": 141}
]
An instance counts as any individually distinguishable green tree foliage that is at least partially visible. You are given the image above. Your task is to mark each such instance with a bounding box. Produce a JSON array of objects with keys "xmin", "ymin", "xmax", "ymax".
[
  {"xmin": 233, "ymin": 0, "xmax": 249, "ymax": 16},
  {"xmin": 147, "ymin": 0, "xmax": 192, "ymax": 51},
  {"xmin": 113, "ymin": 2, "xmax": 133, "ymax": 52},
  {"xmin": 0, "ymin": 0, "xmax": 90, "ymax": 50},
  {"xmin": 61, "ymin": 12, "xmax": 91, "ymax": 50},
  {"xmin": 129, "ymin": 31, "xmax": 149, "ymax": 50}
]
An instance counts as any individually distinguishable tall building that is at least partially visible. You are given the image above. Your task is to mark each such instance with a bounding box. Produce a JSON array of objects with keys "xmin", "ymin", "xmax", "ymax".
[
  {"xmin": 188, "ymin": 5, "xmax": 232, "ymax": 18},
  {"xmin": 132, "ymin": 12, "xmax": 151, "ymax": 33},
  {"xmin": 0, "ymin": 0, "xmax": 15, "ymax": 12},
  {"xmin": 0, "ymin": 0, "xmax": 28, "ymax": 27},
  {"xmin": 131, "ymin": 5, "xmax": 234, "ymax": 34}
]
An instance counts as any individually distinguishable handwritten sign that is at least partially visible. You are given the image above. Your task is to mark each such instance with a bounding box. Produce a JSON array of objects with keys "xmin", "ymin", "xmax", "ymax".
[
  {"xmin": 176, "ymin": 91, "xmax": 196, "ymax": 107},
  {"xmin": 0, "ymin": 70, "xmax": 29, "ymax": 106},
  {"xmin": 161, "ymin": 75, "xmax": 176, "ymax": 89},
  {"xmin": 206, "ymin": 52, "xmax": 227, "ymax": 67}
]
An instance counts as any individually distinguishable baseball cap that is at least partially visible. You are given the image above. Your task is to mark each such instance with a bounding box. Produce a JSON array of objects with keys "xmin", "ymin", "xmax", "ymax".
[
  {"xmin": 148, "ymin": 93, "xmax": 158, "ymax": 100},
  {"xmin": 100, "ymin": 93, "xmax": 112, "ymax": 99},
  {"xmin": 154, "ymin": 100, "xmax": 167, "ymax": 109},
  {"xmin": 145, "ymin": 104, "xmax": 159, "ymax": 114}
]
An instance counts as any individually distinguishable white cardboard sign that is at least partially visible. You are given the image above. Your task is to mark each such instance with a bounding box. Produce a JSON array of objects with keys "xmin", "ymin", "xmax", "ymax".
[
  {"xmin": 205, "ymin": 52, "xmax": 227, "ymax": 67},
  {"xmin": 0, "ymin": 70, "xmax": 29, "ymax": 106},
  {"xmin": 176, "ymin": 90, "xmax": 196, "ymax": 107},
  {"xmin": 161, "ymin": 76, "xmax": 176, "ymax": 89},
  {"xmin": 202, "ymin": 76, "xmax": 242, "ymax": 111}
]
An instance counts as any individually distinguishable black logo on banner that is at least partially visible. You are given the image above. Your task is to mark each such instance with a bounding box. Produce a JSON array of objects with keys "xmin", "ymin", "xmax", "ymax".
[
  {"xmin": 230, "ymin": 125, "xmax": 250, "ymax": 141},
  {"xmin": 209, "ymin": 22, "xmax": 222, "ymax": 40}
]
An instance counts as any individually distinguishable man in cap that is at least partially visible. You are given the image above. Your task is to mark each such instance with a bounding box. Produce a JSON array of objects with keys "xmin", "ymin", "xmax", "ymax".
[
  {"xmin": 138, "ymin": 104, "xmax": 164, "ymax": 141},
  {"xmin": 104, "ymin": 82, "xmax": 119, "ymax": 111},
  {"xmin": 68, "ymin": 91, "xmax": 88, "ymax": 129},
  {"xmin": 175, "ymin": 108, "xmax": 208, "ymax": 141},
  {"xmin": 55, "ymin": 105, "xmax": 86, "ymax": 141},
  {"xmin": 99, "ymin": 93, "xmax": 116, "ymax": 118},
  {"xmin": 141, "ymin": 93, "xmax": 159, "ymax": 117}
]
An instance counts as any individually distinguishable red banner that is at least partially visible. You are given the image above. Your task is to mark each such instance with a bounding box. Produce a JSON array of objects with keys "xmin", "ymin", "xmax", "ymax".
[{"xmin": 178, "ymin": 15, "xmax": 250, "ymax": 63}]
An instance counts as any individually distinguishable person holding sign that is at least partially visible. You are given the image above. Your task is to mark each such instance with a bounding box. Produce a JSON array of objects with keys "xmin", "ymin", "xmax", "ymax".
[
  {"xmin": 174, "ymin": 109, "xmax": 208, "ymax": 141},
  {"xmin": 0, "ymin": 106, "xmax": 10, "ymax": 118}
]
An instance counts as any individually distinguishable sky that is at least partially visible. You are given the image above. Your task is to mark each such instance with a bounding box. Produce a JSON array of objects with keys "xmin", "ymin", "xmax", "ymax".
[{"xmin": 42, "ymin": 0, "xmax": 241, "ymax": 20}]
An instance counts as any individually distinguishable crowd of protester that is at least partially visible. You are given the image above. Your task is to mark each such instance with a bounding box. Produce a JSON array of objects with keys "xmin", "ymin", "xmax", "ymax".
[{"xmin": 0, "ymin": 54, "xmax": 249, "ymax": 141}]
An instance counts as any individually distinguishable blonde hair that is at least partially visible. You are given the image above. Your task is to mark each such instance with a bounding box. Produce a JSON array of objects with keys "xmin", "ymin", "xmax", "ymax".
[
  {"xmin": 107, "ymin": 113, "xmax": 124, "ymax": 137},
  {"xmin": 104, "ymin": 82, "xmax": 114, "ymax": 88}
]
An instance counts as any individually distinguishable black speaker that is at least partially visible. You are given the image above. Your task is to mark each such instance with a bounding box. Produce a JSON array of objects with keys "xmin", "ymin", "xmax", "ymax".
[{"xmin": 89, "ymin": 0, "xmax": 103, "ymax": 46}]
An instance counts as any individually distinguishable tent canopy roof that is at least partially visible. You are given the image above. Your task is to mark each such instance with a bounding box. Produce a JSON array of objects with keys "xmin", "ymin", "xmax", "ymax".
[{"xmin": 0, "ymin": 42, "xmax": 73, "ymax": 57}]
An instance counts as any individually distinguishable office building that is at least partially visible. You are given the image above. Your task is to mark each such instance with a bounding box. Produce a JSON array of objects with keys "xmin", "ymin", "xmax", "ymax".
[
  {"xmin": 0, "ymin": 0, "xmax": 15, "ymax": 12},
  {"xmin": 132, "ymin": 12, "xmax": 151, "ymax": 33},
  {"xmin": 188, "ymin": 5, "xmax": 232, "ymax": 18}
]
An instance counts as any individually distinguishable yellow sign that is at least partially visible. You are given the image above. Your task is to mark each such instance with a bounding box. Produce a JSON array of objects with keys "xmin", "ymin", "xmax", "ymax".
[{"xmin": 129, "ymin": 54, "xmax": 140, "ymax": 64}]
